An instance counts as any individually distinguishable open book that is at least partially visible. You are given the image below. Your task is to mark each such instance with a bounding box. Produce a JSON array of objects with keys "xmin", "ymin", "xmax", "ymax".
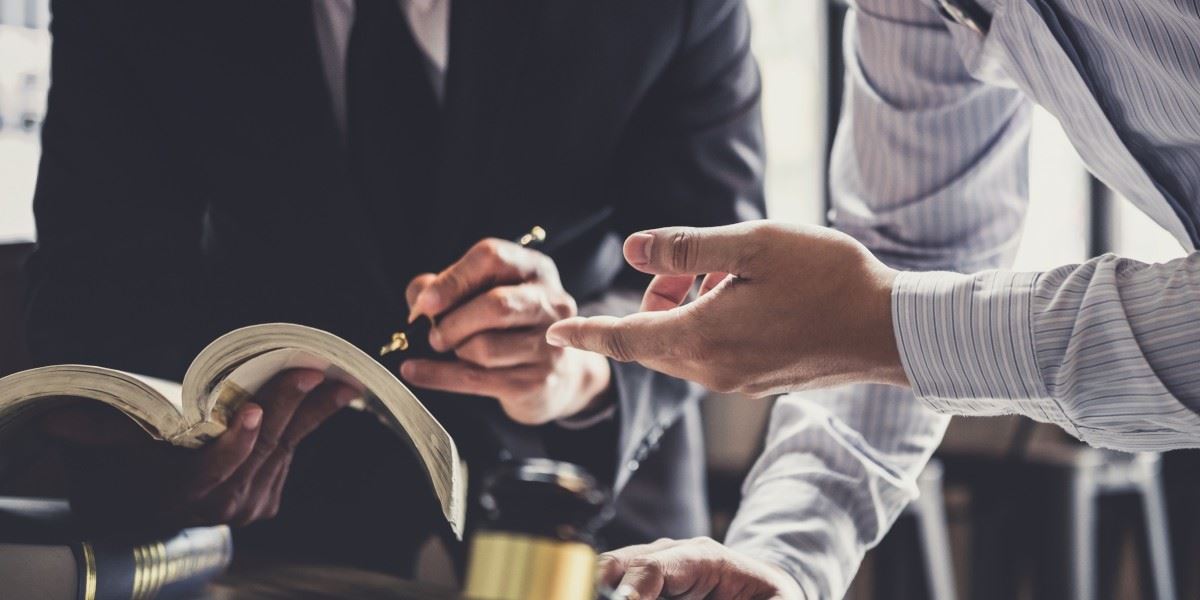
[{"xmin": 0, "ymin": 323, "xmax": 466, "ymax": 538}]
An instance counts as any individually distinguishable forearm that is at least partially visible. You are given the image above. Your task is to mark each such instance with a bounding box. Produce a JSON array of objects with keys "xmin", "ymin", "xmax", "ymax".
[
  {"xmin": 893, "ymin": 252, "xmax": 1200, "ymax": 450},
  {"xmin": 726, "ymin": 386, "xmax": 949, "ymax": 600}
]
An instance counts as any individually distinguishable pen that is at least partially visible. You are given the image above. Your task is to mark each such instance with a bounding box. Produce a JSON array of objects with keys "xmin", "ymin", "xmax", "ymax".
[
  {"xmin": 380, "ymin": 225, "xmax": 546, "ymax": 358},
  {"xmin": 376, "ymin": 206, "xmax": 619, "ymax": 355}
]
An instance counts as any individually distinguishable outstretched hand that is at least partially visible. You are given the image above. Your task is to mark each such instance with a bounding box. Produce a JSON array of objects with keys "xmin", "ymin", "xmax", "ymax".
[{"xmin": 546, "ymin": 221, "xmax": 906, "ymax": 396}]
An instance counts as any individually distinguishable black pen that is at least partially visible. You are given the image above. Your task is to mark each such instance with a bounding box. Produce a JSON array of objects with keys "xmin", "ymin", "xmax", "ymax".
[{"xmin": 379, "ymin": 206, "xmax": 614, "ymax": 358}]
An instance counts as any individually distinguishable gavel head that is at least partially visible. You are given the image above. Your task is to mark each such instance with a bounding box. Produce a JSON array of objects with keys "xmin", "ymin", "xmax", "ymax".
[{"xmin": 463, "ymin": 459, "xmax": 613, "ymax": 600}]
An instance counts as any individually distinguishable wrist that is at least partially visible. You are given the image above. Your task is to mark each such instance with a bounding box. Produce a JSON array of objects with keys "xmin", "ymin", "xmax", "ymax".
[
  {"xmin": 861, "ymin": 266, "xmax": 907, "ymax": 386},
  {"xmin": 564, "ymin": 350, "xmax": 613, "ymax": 419}
]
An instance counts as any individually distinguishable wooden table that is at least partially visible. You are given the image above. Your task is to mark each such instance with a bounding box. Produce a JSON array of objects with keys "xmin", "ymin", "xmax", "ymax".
[{"xmin": 206, "ymin": 564, "xmax": 461, "ymax": 600}]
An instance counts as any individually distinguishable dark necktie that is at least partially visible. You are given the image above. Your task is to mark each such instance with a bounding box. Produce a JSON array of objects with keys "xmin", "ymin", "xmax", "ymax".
[{"xmin": 347, "ymin": 0, "xmax": 442, "ymax": 286}]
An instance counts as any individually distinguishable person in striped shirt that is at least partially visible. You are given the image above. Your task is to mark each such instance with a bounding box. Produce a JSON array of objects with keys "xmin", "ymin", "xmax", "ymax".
[{"xmin": 547, "ymin": 0, "xmax": 1200, "ymax": 597}]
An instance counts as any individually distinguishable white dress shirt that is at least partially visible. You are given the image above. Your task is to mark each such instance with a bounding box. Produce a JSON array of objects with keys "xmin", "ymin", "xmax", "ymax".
[
  {"xmin": 727, "ymin": 0, "xmax": 1200, "ymax": 597},
  {"xmin": 312, "ymin": 0, "xmax": 450, "ymax": 135}
]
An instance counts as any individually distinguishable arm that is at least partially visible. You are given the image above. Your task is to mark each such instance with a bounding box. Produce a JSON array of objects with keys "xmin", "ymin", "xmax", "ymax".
[
  {"xmin": 554, "ymin": 0, "xmax": 1030, "ymax": 596},
  {"xmin": 896, "ymin": 253, "xmax": 1200, "ymax": 451},
  {"xmin": 26, "ymin": 0, "xmax": 210, "ymax": 378}
]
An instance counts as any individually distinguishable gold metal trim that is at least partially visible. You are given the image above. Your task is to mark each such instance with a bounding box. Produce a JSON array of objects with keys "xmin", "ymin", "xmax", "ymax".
[
  {"xmin": 80, "ymin": 542, "xmax": 97, "ymax": 600},
  {"xmin": 464, "ymin": 532, "xmax": 596, "ymax": 600}
]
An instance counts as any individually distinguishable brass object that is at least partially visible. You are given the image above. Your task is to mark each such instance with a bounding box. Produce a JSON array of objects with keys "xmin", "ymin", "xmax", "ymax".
[
  {"xmin": 517, "ymin": 225, "xmax": 547, "ymax": 248},
  {"xmin": 81, "ymin": 542, "xmax": 97, "ymax": 600},
  {"xmin": 379, "ymin": 331, "xmax": 410, "ymax": 357},
  {"xmin": 463, "ymin": 531, "xmax": 597, "ymax": 600}
]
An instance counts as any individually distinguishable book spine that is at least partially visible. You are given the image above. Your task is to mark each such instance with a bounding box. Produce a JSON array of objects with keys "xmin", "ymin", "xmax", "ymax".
[{"xmin": 70, "ymin": 527, "xmax": 232, "ymax": 600}]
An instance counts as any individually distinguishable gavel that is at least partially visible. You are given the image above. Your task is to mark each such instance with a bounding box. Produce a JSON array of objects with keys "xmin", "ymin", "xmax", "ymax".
[{"xmin": 463, "ymin": 459, "xmax": 628, "ymax": 600}]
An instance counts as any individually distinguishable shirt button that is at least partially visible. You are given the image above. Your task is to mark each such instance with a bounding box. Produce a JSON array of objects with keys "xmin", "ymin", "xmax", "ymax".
[{"xmin": 625, "ymin": 459, "xmax": 640, "ymax": 472}]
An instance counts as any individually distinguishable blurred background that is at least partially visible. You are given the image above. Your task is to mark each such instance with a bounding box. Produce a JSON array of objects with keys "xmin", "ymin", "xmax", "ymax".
[{"xmin": 0, "ymin": 1, "xmax": 1195, "ymax": 598}]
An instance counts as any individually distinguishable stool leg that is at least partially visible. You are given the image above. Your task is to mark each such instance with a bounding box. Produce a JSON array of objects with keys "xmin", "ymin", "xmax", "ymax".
[
  {"xmin": 916, "ymin": 465, "xmax": 957, "ymax": 600},
  {"xmin": 1070, "ymin": 467, "xmax": 1097, "ymax": 600},
  {"xmin": 1137, "ymin": 458, "xmax": 1177, "ymax": 600}
]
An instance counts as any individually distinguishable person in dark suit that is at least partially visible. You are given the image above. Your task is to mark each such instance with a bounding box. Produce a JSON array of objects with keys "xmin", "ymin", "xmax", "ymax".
[{"xmin": 25, "ymin": 0, "xmax": 764, "ymax": 576}]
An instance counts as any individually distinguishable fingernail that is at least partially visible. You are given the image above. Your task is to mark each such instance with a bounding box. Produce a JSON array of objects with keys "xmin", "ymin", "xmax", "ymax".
[
  {"xmin": 407, "ymin": 307, "xmax": 420, "ymax": 324},
  {"xmin": 399, "ymin": 361, "xmax": 417, "ymax": 380},
  {"xmin": 295, "ymin": 372, "xmax": 324, "ymax": 393},
  {"xmin": 546, "ymin": 329, "xmax": 567, "ymax": 347},
  {"xmin": 417, "ymin": 289, "xmax": 440, "ymax": 315},
  {"xmin": 429, "ymin": 329, "xmax": 444, "ymax": 350},
  {"xmin": 243, "ymin": 406, "xmax": 263, "ymax": 429},
  {"xmin": 626, "ymin": 233, "xmax": 653, "ymax": 266}
]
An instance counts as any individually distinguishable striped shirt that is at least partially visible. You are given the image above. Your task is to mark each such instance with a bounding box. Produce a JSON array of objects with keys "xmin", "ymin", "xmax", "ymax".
[{"xmin": 726, "ymin": 0, "xmax": 1200, "ymax": 596}]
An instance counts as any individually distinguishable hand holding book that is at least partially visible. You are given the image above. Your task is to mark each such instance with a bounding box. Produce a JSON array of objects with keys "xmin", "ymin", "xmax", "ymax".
[{"xmin": 41, "ymin": 369, "xmax": 356, "ymax": 532}]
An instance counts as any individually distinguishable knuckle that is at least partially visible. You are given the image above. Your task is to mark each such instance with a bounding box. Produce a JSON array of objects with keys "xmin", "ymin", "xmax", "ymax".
[
  {"xmin": 489, "ymin": 287, "xmax": 518, "ymax": 316},
  {"xmin": 441, "ymin": 270, "xmax": 469, "ymax": 297},
  {"xmin": 628, "ymin": 557, "xmax": 663, "ymax": 578},
  {"xmin": 670, "ymin": 229, "xmax": 698, "ymax": 271},
  {"xmin": 473, "ymin": 238, "xmax": 505, "ymax": 266},
  {"xmin": 549, "ymin": 291, "xmax": 577, "ymax": 319},
  {"xmin": 215, "ymin": 497, "xmax": 240, "ymax": 524},
  {"xmin": 603, "ymin": 325, "xmax": 634, "ymax": 362},
  {"xmin": 253, "ymin": 437, "xmax": 279, "ymax": 459}
]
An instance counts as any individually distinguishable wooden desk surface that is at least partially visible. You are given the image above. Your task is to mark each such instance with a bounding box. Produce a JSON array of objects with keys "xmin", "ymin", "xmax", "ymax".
[{"xmin": 206, "ymin": 564, "xmax": 461, "ymax": 600}]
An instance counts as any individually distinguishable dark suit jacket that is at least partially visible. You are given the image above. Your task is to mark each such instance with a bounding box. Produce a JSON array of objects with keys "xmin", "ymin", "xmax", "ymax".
[{"xmin": 25, "ymin": 0, "xmax": 765, "ymax": 570}]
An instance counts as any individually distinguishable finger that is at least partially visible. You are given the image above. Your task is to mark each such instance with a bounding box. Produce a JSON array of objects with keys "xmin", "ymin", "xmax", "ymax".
[
  {"xmin": 412, "ymin": 239, "xmax": 556, "ymax": 318},
  {"xmin": 41, "ymin": 403, "xmax": 151, "ymax": 447},
  {"xmin": 618, "ymin": 546, "xmax": 718, "ymax": 600},
  {"xmin": 237, "ymin": 447, "xmax": 293, "ymax": 526},
  {"xmin": 545, "ymin": 313, "xmax": 679, "ymax": 363},
  {"xmin": 432, "ymin": 284, "xmax": 572, "ymax": 351},
  {"xmin": 276, "ymin": 382, "xmax": 357, "ymax": 451},
  {"xmin": 623, "ymin": 222, "xmax": 761, "ymax": 277},
  {"xmin": 641, "ymin": 274, "xmax": 695, "ymax": 312},
  {"xmin": 199, "ymin": 370, "xmax": 324, "ymax": 516},
  {"xmin": 182, "ymin": 403, "xmax": 263, "ymax": 501},
  {"xmin": 455, "ymin": 329, "xmax": 546, "ymax": 369},
  {"xmin": 254, "ymin": 369, "xmax": 326, "ymax": 453},
  {"xmin": 405, "ymin": 273, "xmax": 437, "ymax": 323},
  {"xmin": 699, "ymin": 272, "xmax": 730, "ymax": 295},
  {"xmin": 614, "ymin": 556, "xmax": 667, "ymax": 600},
  {"xmin": 599, "ymin": 538, "xmax": 682, "ymax": 586},
  {"xmin": 400, "ymin": 359, "xmax": 528, "ymax": 399},
  {"xmin": 262, "ymin": 452, "xmax": 293, "ymax": 520}
]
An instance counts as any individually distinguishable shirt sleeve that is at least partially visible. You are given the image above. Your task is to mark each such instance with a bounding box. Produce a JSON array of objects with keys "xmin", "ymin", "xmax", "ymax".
[
  {"xmin": 726, "ymin": 0, "xmax": 1032, "ymax": 596},
  {"xmin": 725, "ymin": 386, "xmax": 948, "ymax": 599},
  {"xmin": 894, "ymin": 253, "xmax": 1200, "ymax": 451}
]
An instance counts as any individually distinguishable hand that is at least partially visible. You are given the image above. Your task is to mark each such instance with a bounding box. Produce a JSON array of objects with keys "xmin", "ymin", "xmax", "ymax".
[
  {"xmin": 600, "ymin": 537, "xmax": 804, "ymax": 600},
  {"xmin": 43, "ymin": 369, "xmax": 357, "ymax": 530},
  {"xmin": 546, "ymin": 221, "xmax": 905, "ymax": 396},
  {"xmin": 401, "ymin": 238, "xmax": 612, "ymax": 425}
]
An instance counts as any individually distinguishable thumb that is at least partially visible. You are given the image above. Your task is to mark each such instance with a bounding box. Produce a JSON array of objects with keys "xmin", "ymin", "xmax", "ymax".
[
  {"xmin": 623, "ymin": 222, "xmax": 760, "ymax": 276},
  {"xmin": 546, "ymin": 313, "xmax": 675, "ymax": 363}
]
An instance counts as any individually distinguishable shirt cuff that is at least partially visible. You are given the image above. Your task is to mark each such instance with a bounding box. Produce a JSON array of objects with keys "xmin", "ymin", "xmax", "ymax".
[
  {"xmin": 891, "ymin": 270, "xmax": 1077, "ymax": 435},
  {"xmin": 555, "ymin": 382, "xmax": 618, "ymax": 430}
]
